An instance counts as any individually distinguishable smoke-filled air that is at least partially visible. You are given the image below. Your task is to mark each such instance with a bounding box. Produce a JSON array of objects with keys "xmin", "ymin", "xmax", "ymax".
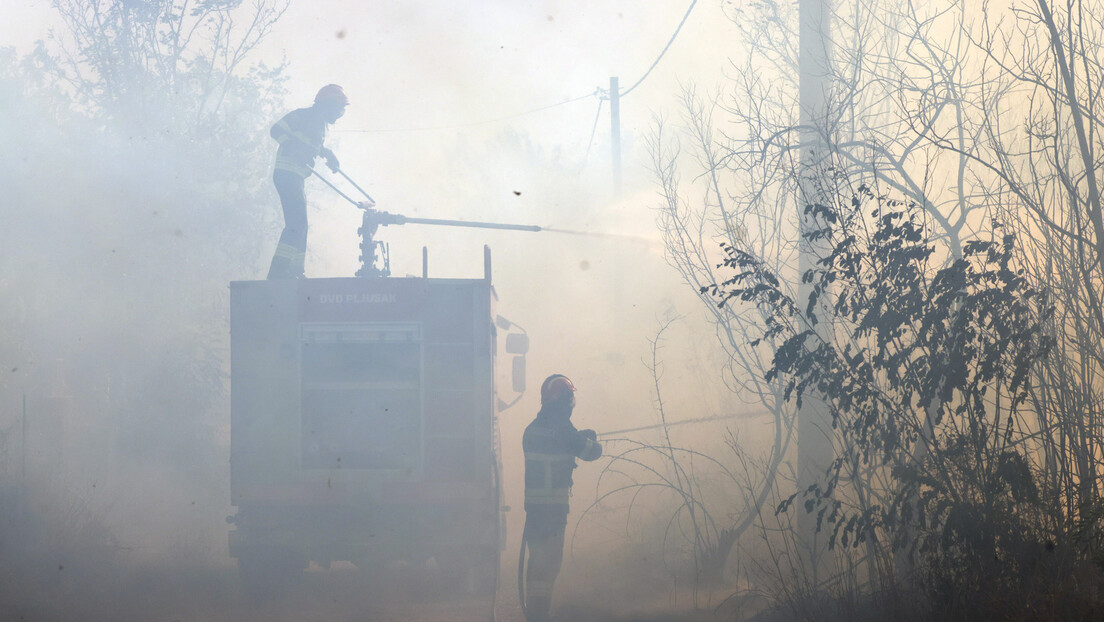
[{"xmin": 2, "ymin": 0, "xmax": 1104, "ymax": 621}]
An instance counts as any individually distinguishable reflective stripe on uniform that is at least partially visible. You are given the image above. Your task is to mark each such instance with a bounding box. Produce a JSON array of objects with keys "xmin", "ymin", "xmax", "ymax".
[
  {"xmin": 525, "ymin": 488, "xmax": 571, "ymax": 504},
  {"xmin": 291, "ymin": 250, "xmax": 306, "ymax": 276},
  {"xmin": 274, "ymin": 157, "xmax": 312, "ymax": 178},
  {"xmin": 273, "ymin": 242, "xmax": 299, "ymax": 260},
  {"xmin": 271, "ymin": 109, "xmax": 325, "ymax": 178},
  {"xmin": 525, "ymin": 451, "xmax": 574, "ymax": 505},
  {"xmin": 273, "ymin": 118, "xmax": 316, "ymax": 149}
]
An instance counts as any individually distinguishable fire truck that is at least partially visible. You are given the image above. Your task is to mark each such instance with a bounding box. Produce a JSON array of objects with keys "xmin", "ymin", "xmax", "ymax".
[{"xmin": 228, "ymin": 203, "xmax": 534, "ymax": 605}]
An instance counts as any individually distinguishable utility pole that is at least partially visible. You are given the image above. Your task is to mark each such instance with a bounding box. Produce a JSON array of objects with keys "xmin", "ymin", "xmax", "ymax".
[
  {"xmin": 610, "ymin": 76, "xmax": 621, "ymax": 192},
  {"xmin": 797, "ymin": 0, "xmax": 833, "ymax": 585}
]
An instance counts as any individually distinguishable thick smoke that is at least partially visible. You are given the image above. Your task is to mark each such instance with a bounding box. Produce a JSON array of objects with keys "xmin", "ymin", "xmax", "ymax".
[{"xmin": 0, "ymin": 3, "xmax": 751, "ymax": 621}]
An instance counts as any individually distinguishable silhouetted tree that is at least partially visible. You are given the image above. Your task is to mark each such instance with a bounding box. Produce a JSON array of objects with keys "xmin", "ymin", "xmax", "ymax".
[
  {"xmin": 0, "ymin": 3, "xmax": 289, "ymax": 615},
  {"xmin": 650, "ymin": 0, "xmax": 1104, "ymax": 610},
  {"xmin": 706, "ymin": 172, "xmax": 1104, "ymax": 618}
]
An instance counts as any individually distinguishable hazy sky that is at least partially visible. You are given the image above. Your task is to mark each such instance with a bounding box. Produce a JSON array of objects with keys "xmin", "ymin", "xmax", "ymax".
[{"xmin": 0, "ymin": 0, "xmax": 736, "ymax": 246}]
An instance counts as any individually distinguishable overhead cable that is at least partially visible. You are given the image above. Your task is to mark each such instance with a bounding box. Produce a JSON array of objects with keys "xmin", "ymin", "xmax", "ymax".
[
  {"xmin": 579, "ymin": 97, "xmax": 605, "ymax": 167},
  {"xmin": 337, "ymin": 89, "xmax": 601, "ymax": 134},
  {"xmin": 620, "ymin": 0, "xmax": 698, "ymax": 98}
]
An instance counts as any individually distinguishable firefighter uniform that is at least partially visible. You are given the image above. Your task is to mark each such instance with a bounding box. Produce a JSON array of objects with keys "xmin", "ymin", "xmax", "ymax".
[
  {"xmin": 267, "ymin": 85, "xmax": 346, "ymax": 279},
  {"xmin": 522, "ymin": 375, "xmax": 602, "ymax": 622}
]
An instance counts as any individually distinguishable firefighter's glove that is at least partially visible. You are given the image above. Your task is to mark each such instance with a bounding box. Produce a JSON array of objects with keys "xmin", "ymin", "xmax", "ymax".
[
  {"xmin": 582, "ymin": 429, "xmax": 597, "ymax": 441},
  {"xmin": 325, "ymin": 154, "xmax": 341, "ymax": 173}
]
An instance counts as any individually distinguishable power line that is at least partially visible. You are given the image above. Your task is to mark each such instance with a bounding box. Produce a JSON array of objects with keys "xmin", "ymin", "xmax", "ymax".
[
  {"xmin": 580, "ymin": 97, "xmax": 605, "ymax": 166},
  {"xmin": 336, "ymin": 89, "xmax": 601, "ymax": 134},
  {"xmin": 620, "ymin": 0, "xmax": 698, "ymax": 97}
]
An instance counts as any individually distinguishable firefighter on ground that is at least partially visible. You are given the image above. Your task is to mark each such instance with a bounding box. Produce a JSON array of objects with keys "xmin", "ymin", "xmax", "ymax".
[
  {"xmin": 522, "ymin": 374, "xmax": 602, "ymax": 622},
  {"xmin": 267, "ymin": 84, "xmax": 367, "ymax": 279}
]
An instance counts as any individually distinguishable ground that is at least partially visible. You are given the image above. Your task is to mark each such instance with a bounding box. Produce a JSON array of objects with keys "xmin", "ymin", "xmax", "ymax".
[{"xmin": 5, "ymin": 560, "xmax": 731, "ymax": 622}]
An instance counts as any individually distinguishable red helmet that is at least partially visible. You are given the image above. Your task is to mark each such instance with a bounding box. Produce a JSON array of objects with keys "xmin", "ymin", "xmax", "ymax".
[
  {"xmin": 540, "ymin": 374, "xmax": 576, "ymax": 405},
  {"xmin": 315, "ymin": 84, "xmax": 349, "ymax": 106}
]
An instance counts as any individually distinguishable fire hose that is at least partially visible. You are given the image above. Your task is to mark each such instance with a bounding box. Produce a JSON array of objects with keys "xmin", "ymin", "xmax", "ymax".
[
  {"xmin": 310, "ymin": 167, "xmax": 374, "ymax": 208},
  {"xmin": 517, "ymin": 522, "xmax": 530, "ymax": 620}
]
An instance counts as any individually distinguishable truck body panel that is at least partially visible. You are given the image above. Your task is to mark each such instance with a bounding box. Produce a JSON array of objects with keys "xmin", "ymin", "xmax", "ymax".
[{"xmin": 228, "ymin": 276, "xmax": 500, "ymax": 587}]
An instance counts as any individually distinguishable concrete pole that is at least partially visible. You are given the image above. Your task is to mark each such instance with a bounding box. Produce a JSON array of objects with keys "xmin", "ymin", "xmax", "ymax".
[{"xmin": 797, "ymin": 0, "xmax": 833, "ymax": 586}]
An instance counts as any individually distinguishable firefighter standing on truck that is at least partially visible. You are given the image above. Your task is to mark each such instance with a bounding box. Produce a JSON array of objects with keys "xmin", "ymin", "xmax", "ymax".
[
  {"xmin": 522, "ymin": 374, "xmax": 602, "ymax": 622},
  {"xmin": 267, "ymin": 84, "xmax": 366, "ymax": 279}
]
